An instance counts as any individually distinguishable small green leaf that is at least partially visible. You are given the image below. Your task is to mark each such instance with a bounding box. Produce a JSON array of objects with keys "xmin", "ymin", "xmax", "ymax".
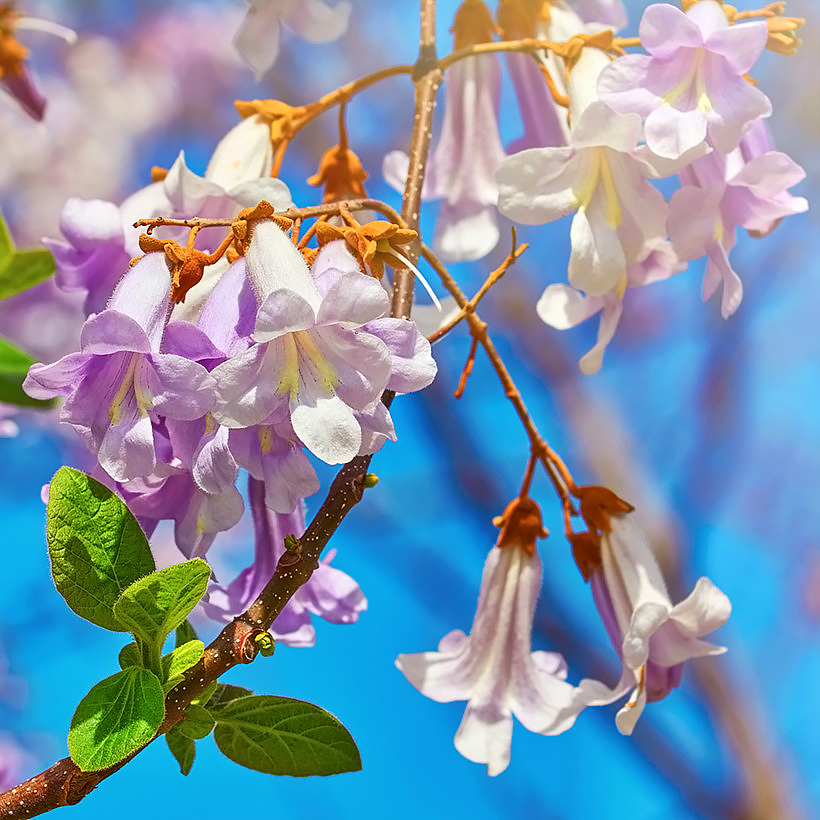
[
  {"xmin": 175, "ymin": 619, "xmax": 198, "ymax": 648},
  {"xmin": 206, "ymin": 683, "xmax": 253, "ymax": 714},
  {"xmin": 0, "ymin": 248, "xmax": 56, "ymax": 299},
  {"xmin": 0, "ymin": 336, "xmax": 55, "ymax": 409},
  {"xmin": 165, "ymin": 727, "xmax": 196, "ymax": 776},
  {"xmin": 68, "ymin": 668, "xmax": 164, "ymax": 771},
  {"xmin": 213, "ymin": 695, "xmax": 361, "ymax": 777},
  {"xmin": 192, "ymin": 681, "xmax": 219, "ymax": 708},
  {"xmin": 160, "ymin": 640, "xmax": 205, "ymax": 693},
  {"xmin": 177, "ymin": 704, "xmax": 215, "ymax": 741},
  {"xmin": 47, "ymin": 467, "xmax": 156, "ymax": 631},
  {"xmin": 113, "ymin": 559, "xmax": 210, "ymax": 650},
  {"xmin": 118, "ymin": 642, "xmax": 141, "ymax": 670}
]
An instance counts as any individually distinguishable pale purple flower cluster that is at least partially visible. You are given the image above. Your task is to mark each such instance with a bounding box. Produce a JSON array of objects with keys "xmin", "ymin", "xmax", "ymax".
[
  {"xmin": 495, "ymin": 0, "xmax": 807, "ymax": 372},
  {"xmin": 23, "ymin": 115, "xmax": 436, "ymax": 641}
]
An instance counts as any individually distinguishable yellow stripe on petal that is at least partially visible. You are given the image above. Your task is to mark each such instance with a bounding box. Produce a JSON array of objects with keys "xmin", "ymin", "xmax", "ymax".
[
  {"xmin": 294, "ymin": 330, "xmax": 339, "ymax": 394},
  {"xmin": 108, "ymin": 354, "xmax": 139, "ymax": 426},
  {"xmin": 277, "ymin": 334, "xmax": 300, "ymax": 400},
  {"xmin": 258, "ymin": 425, "xmax": 273, "ymax": 455},
  {"xmin": 598, "ymin": 153, "xmax": 622, "ymax": 229}
]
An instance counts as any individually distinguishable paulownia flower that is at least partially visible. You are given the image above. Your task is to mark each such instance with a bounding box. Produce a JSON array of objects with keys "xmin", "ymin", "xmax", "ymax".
[
  {"xmin": 234, "ymin": 0, "xmax": 351, "ymax": 79},
  {"xmin": 45, "ymin": 151, "xmax": 291, "ymax": 316},
  {"xmin": 383, "ymin": 0, "xmax": 506, "ymax": 262},
  {"xmin": 569, "ymin": 487, "xmax": 731, "ymax": 734},
  {"xmin": 23, "ymin": 254, "xmax": 216, "ymax": 482},
  {"xmin": 598, "ymin": 0, "xmax": 771, "ymax": 159},
  {"xmin": 210, "ymin": 221, "xmax": 436, "ymax": 465},
  {"xmin": 497, "ymin": 45, "xmax": 682, "ymax": 299},
  {"xmin": 396, "ymin": 498, "xmax": 578, "ymax": 776},
  {"xmin": 0, "ymin": 3, "xmax": 75, "ymax": 120}
]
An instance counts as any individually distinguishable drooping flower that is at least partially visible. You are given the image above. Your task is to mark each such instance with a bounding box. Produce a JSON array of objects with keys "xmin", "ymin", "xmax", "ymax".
[
  {"xmin": 210, "ymin": 219, "xmax": 436, "ymax": 465},
  {"xmin": 203, "ymin": 477, "xmax": 366, "ymax": 646},
  {"xmin": 669, "ymin": 146, "xmax": 807, "ymax": 318},
  {"xmin": 497, "ymin": 45, "xmax": 682, "ymax": 299},
  {"xmin": 234, "ymin": 0, "xmax": 351, "ymax": 79},
  {"xmin": 23, "ymin": 253, "xmax": 216, "ymax": 482},
  {"xmin": 569, "ymin": 486, "xmax": 731, "ymax": 734},
  {"xmin": 597, "ymin": 0, "xmax": 771, "ymax": 159},
  {"xmin": 383, "ymin": 0, "xmax": 506, "ymax": 262},
  {"xmin": 0, "ymin": 4, "xmax": 75, "ymax": 120},
  {"xmin": 536, "ymin": 239, "xmax": 684, "ymax": 374},
  {"xmin": 396, "ymin": 498, "xmax": 578, "ymax": 776}
]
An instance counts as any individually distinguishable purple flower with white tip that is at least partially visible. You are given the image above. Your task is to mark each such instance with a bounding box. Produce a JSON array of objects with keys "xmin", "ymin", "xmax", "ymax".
[
  {"xmin": 598, "ymin": 0, "xmax": 771, "ymax": 159},
  {"xmin": 203, "ymin": 477, "xmax": 366, "ymax": 646},
  {"xmin": 23, "ymin": 253, "xmax": 216, "ymax": 482}
]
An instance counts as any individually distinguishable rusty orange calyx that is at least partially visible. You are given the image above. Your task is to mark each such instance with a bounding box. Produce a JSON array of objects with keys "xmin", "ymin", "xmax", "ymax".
[
  {"xmin": 0, "ymin": 4, "xmax": 27, "ymax": 79},
  {"xmin": 232, "ymin": 200, "xmax": 292, "ymax": 254},
  {"xmin": 567, "ymin": 530, "xmax": 602, "ymax": 582},
  {"xmin": 493, "ymin": 496, "xmax": 548, "ymax": 556},
  {"xmin": 315, "ymin": 218, "xmax": 417, "ymax": 280},
  {"xmin": 452, "ymin": 0, "xmax": 499, "ymax": 48},
  {"xmin": 575, "ymin": 485, "xmax": 634, "ymax": 535},
  {"xmin": 307, "ymin": 143, "xmax": 369, "ymax": 204}
]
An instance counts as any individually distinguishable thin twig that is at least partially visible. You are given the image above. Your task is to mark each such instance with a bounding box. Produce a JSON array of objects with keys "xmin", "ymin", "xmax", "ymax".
[
  {"xmin": 420, "ymin": 243, "xmax": 576, "ymax": 514},
  {"xmin": 427, "ymin": 228, "xmax": 528, "ymax": 344},
  {"xmin": 391, "ymin": 0, "xmax": 442, "ymax": 320},
  {"xmin": 454, "ymin": 335, "xmax": 480, "ymax": 399}
]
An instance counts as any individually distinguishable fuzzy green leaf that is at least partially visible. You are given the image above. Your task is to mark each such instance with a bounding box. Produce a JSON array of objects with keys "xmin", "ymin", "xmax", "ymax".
[
  {"xmin": 206, "ymin": 683, "xmax": 253, "ymax": 714},
  {"xmin": 68, "ymin": 668, "xmax": 164, "ymax": 771},
  {"xmin": 213, "ymin": 695, "xmax": 361, "ymax": 777},
  {"xmin": 0, "ymin": 336, "xmax": 56, "ymax": 409},
  {"xmin": 160, "ymin": 640, "xmax": 205, "ymax": 693},
  {"xmin": 0, "ymin": 212, "xmax": 56, "ymax": 299},
  {"xmin": 177, "ymin": 704, "xmax": 215, "ymax": 741},
  {"xmin": 113, "ymin": 559, "xmax": 210, "ymax": 650},
  {"xmin": 165, "ymin": 727, "xmax": 196, "ymax": 776},
  {"xmin": 175, "ymin": 619, "xmax": 198, "ymax": 648},
  {"xmin": 118, "ymin": 642, "xmax": 141, "ymax": 670},
  {"xmin": 47, "ymin": 467, "xmax": 155, "ymax": 631},
  {"xmin": 0, "ymin": 248, "xmax": 56, "ymax": 299}
]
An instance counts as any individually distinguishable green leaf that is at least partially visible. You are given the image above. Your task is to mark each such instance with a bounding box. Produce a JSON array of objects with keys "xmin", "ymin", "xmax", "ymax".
[
  {"xmin": 0, "ymin": 212, "xmax": 12, "ymax": 258},
  {"xmin": 175, "ymin": 619, "xmax": 198, "ymax": 648},
  {"xmin": 213, "ymin": 696, "xmax": 361, "ymax": 777},
  {"xmin": 113, "ymin": 559, "xmax": 210, "ymax": 651},
  {"xmin": 165, "ymin": 727, "xmax": 196, "ymax": 776},
  {"xmin": 68, "ymin": 668, "xmax": 165, "ymax": 772},
  {"xmin": 160, "ymin": 640, "xmax": 205, "ymax": 693},
  {"xmin": 0, "ymin": 336, "xmax": 56, "ymax": 409},
  {"xmin": 177, "ymin": 704, "xmax": 214, "ymax": 741},
  {"xmin": 47, "ymin": 467, "xmax": 155, "ymax": 631},
  {"xmin": 206, "ymin": 683, "xmax": 253, "ymax": 714},
  {"xmin": 0, "ymin": 248, "xmax": 56, "ymax": 299},
  {"xmin": 118, "ymin": 642, "xmax": 141, "ymax": 670}
]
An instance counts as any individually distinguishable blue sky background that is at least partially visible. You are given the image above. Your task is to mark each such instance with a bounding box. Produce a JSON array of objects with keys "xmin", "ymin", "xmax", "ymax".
[{"xmin": 1, "ymin": 1, "xmax": 818, "ymax": 817}]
